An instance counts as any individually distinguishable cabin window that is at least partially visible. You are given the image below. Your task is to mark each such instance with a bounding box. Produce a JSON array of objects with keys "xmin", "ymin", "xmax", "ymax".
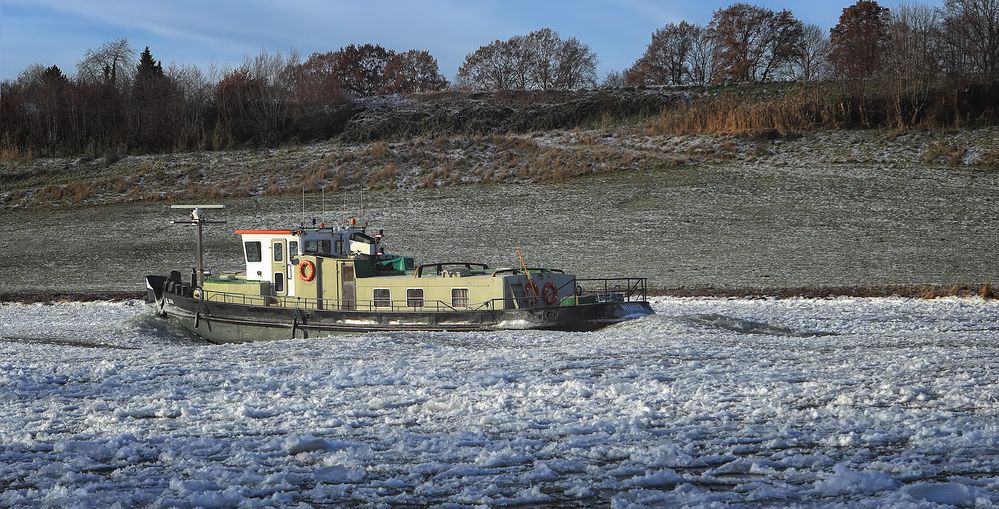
[
  {"xmin": 373, "ymin": 288, "xmax": 391, "ymax": 308},
  {"xmin": 406, "ymin": 288, "xmax": 424, "ymax": 308},
  {"xmin": 304, "ymin": 240, "xmax": 331, "ymax": 255},
  {"xmin": 452, "ymin": 288, "xmax": 469, "ymax": 308},
  {"xmin": 273, "ymin": 272, "xmax": 284, "ymax": 293},
  {"xmin": 289, "ymin": 241, "xmax": 298, "ymax": 257},
  {"xmin": 335, "ymin": 239, "xmax": 344, "ymax": 255},
  {"xmin": 245, "ymin": 241, "xmax": 262, "ymax": 263},
  {"xmin": 273, "ymin": 242, "xmax": 283, "ymax": 262}
]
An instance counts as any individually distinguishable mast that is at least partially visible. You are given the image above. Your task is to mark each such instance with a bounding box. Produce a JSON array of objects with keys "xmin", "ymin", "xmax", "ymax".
[{"xmin": 170, "ymin": 204, "xmax": 226, "ymax": 288}]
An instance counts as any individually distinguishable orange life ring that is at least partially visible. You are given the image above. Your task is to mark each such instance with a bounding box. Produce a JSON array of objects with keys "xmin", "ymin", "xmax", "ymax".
[
  {"xmin": 298, "ymin": 260, "xmax": 316, "ymax": 282},
  {"xmin": 543, "ymin": 281, "xmax": 558, "ymax": 306}
]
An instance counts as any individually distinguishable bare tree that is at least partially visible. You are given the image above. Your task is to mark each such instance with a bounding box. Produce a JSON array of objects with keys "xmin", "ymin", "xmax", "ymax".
[
  {"xmin": 526, "ymin": 28, "xmax": 562, "ymax": 89},
  {"xmin": 792, "ymin": 24, "xmax": 831, "ymax": 81},
  {"xmin": 77, "ymin": 38, "xmax": 135, "ymax": 87},
  {"xmin": 941, "ymin": 0, "xmax": 999, "ymax": 79},
  {"xmin": 167, "ymin": 63, "xmax": 213, "ymax": 149},
  {"xmin": 457, "ymin": 29, "xmax": 598, "ymax": 90},
  {"xmin": 602, "ymin": 70, "xmax": 625, "ymax": 87},
  {"xmin": 554, "ymin": 36, "xmax": 598, "ymax": 89},
  {"xmin": 758, "ymin": 9, "xmax": 806, "ymax": 82},
  {"xmin": 707, "ymin": 4, "xmax": 804, "ymax": 82},
  {"xmin": 688, "ymin": 31, "xmax": 720, "ymax": 85},
  {"xmin": 457, "ymin": 40, "xmax": 517, "ymax": 90},
  {"xmin": 885, "ymin": 3, "xmax": 944, "ymax": 125},
  {"xmin": 382, "ymin": 50, "xmax": 448, "ymax": 94},
  {"xmin": 626, "ymin": 22, "xmax": 702, "ymax": 86}
]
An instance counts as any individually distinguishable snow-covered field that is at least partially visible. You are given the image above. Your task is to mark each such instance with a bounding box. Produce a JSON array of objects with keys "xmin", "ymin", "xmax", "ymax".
[{"xmin": 1, "ymin": 298, "xmax": 998, "ymax": 507}]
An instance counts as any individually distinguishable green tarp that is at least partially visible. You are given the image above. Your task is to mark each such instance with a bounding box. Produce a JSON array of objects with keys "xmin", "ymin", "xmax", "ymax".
[{"xmin": 376, "ymin": 256, "xmax": 415, "ymax": 272}]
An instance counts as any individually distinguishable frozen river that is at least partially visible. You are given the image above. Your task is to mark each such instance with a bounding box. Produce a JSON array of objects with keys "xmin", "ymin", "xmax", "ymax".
[{"xmin": 1, "ymin": 298, "xmax": 998, "ymax": 507}]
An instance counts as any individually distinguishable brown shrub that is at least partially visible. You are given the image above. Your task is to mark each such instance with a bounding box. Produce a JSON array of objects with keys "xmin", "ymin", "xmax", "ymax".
[
  {"xmin": 368, "ymin": 141, "xmax": 391, "ymax": 161},
  {"xmin": 648, "ymin": 92, "xmax": 825, "ymax": 136},
  {"xmin": 0, "ymin": 147, "xmax": 32, "ymax": 162},
  {"xmin": 66, "ymin": 181, "xmax": 90, "ymax": 203},
  {"xmin": 922, "ymin": 142, "xmax": 968, "ymax": 165},
  {"xmin": 490, "ymin": 134, "xmax": 537, "ymax": 151},
  {"xmin": 367, "ymin": 163, "xmax": 398, "ymax": 189},
  {"xmin": 114, "ymin": 177, "xmax": 132, "ymax": 193},
  {"xmin": 41, "ymin": 185, "xmax": 65, "ymax": 201},
  {"xmin": 264, "ymin": 182, "xmax": 285, "ymax": 196},
  {"xmin": 980, "ymin": 281, "xmax": 994, "ymax": 300}
]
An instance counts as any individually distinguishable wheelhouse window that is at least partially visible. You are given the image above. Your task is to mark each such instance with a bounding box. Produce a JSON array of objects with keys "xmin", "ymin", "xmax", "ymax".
[
  {"xmin": 273, "ymin": 272, "xmax": 284, "ymax": 293},
  {"xmin": 304, "ymin": 240, "xmax": 331, "ymax": 255},
  {"xmin": 289, "ymin": 241, "xmax": 298, "ymax": 257},
  {"xmin": 406, "ymin": 288, "xmax": 424, "ymax": 308},
  {"xmin": 373, "ymin": 288, "xmax": 391, "ymax": 308},
  {"xmin": 452, "ymin": 288, "xmax": 469, "ymax": 308},
  {"xmin": 244, "ymin": 241, "xmax": 262, "ymax": 262},
  {"xmin": 273, "ymin": 242, "xmax": 284, "ymax": 262}
]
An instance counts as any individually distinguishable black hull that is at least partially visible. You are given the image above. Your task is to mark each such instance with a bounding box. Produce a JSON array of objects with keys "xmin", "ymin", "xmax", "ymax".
[{"xmin": 146, "ymin": 275, "xmax": 654, "ymax": 344}]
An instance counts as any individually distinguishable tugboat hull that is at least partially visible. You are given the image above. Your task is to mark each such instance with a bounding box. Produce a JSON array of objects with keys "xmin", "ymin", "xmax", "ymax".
[{"xmin": 147, "ymin": 276, "xmax": 653, "ymax": 344}]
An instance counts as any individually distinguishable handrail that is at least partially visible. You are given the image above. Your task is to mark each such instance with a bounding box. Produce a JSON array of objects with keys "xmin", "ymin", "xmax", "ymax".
[
  {"xmin": 414, "ymin": 262, "xmax": 490, "ymax": 278},
  {"xmin": 192, "ymin": 276, "xmax": 648, "ymax": 313},
  {"xmin": 490, "ymin": 267, "xmax": 565, "ymax": 277}
]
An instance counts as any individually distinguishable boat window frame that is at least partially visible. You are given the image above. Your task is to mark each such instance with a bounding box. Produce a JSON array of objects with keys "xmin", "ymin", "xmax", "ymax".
[
  {"xmin": 304, "ymin": 239, "xmax": 331, "ymax": 255},
  {"xmin": 451, "ymin": 288, "xmax": 469, "ymax": 308},
  {"xmin": 273, "ymin": 272, "xmax": 284, "ymax": 293},
  {"xmin": 373, "ymin": 288, "xmax": 391, "ymax": 308},
  {"xmin": 244, "ymin": 241, "xmax": 262, "ymax": 263},
  {"xmin": 289, "ymin": 241, "xmax": 298, "ymax": 257},
  {"xmin": 406, "ymin": 288, "xmax": 424, "ymax": 308},
  {"xmin": 273, "ymin": 241, "xmax": 284, "ymax": 262}
]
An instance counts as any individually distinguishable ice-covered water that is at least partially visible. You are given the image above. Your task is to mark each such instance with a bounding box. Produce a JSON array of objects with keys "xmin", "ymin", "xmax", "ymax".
[{"xmin": 1, "ymin": 298, "xmax": 998, "ymax": 507}]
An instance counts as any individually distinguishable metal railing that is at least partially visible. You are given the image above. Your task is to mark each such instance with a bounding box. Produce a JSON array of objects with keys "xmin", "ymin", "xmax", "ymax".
[
  {"xmin": 576, "ymin": 277, "xmax": 648, "ymax": 303},
  {"xmin": 191, "ymin": 276, "xmax": 648, "ymax": 313},
  {"xmin": 198, "ymin": 289, "xmax": 497, "ymax": 312}
]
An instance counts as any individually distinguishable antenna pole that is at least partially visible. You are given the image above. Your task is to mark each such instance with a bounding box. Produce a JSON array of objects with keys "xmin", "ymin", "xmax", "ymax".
[
  {"xmin": 170, "ymin": 205, "xmax": 226, "ymax": 290},
  {"xmin": 322, "ymin": 186, "xmax": 325, "ymax": 223},
  {"xmin": 361, "ymin": 189, "xmax": 365, "ymax": 225},
  {"xmin": 302, "ymin": 187, "xmax": 306, "ymax": 226},
  {"xmin": 196, "ymin": 219, "xmax": 204, "ymax": 288}
]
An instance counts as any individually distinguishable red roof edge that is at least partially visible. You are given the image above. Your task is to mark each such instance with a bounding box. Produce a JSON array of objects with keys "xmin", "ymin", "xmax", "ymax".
[{"xmin": 234, "ymin": 229, "xmax": 294, "ymax": 235}]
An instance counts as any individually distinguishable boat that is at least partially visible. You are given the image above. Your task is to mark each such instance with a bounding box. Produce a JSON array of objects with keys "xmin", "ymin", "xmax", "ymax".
[{"xmin": 145, "ymin": 205, "xmax": 654, "ymax": 343}]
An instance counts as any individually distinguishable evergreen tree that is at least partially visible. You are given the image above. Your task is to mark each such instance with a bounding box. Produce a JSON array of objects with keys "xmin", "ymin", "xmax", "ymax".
[
  {"xmin": 136, "ymin": 46, "xmax": 164, "ymax": 82},
  {"xmin": 132, "ymin": 46, "xmax": 176, "ymax": 151}
]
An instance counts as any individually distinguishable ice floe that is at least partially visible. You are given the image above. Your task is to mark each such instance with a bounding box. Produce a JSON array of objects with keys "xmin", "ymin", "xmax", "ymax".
[{"xmin": 0, "ymin": 297, "xmax": 998, "ymax": 506}]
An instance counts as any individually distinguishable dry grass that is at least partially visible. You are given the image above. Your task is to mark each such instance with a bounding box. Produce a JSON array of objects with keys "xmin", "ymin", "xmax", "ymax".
[
  {"xmin": 40, "ymin": 181, "xmax": 91, "ymax": 203},
  {"xmin": 367, "ymin": 163, "xmax": 398, "ymax": 189},
  {"xmin": 916, "ymin": 284, "xmax": 998, "ymax": 299},
  {"xmin": 183, "ymin": 183, "xmax": 225, "ymax": 199},
  {"xmin": 0, "ymin": 147, "xmax": 33, "ymax": 162},
  {"xmin": 648, "ymin": 91, "xmax": 832, "ymax": 136},
  {"xmin": 921, "ymin": 142, "xmax": 967, "ymax": 165},
  {"xmin": 113, "ymin": 177, "xmax": 132, "ymax": 193},
  {"xmin": 367, "ymin": 141, "xmax": 391, "ymax": 161},
  {"xmin": 489, "ymin": 134, "xmax": 538, "ymax": 151}
]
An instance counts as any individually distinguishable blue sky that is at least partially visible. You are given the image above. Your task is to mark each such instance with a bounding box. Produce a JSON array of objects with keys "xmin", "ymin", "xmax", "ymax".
[{"xmin": 0, "ymin": 0, "xmax": 943, "ymax": 82}]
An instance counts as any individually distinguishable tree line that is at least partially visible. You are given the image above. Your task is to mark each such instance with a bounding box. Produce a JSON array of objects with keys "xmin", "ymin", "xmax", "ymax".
[{"xmin": 2, "ymin": 0, "xmax": 998, "ymax": 157}]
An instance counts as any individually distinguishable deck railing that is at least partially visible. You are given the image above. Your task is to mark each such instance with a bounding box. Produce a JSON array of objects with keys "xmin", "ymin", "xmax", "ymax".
[{"xmin": 193, "ymin": 276, "xmax": 647, "ymax": 312}]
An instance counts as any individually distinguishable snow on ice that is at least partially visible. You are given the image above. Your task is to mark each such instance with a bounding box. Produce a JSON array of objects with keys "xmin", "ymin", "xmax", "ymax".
[{"xmin": 1, "ymin": 297, "xmax": 998, "ymax": 507}]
